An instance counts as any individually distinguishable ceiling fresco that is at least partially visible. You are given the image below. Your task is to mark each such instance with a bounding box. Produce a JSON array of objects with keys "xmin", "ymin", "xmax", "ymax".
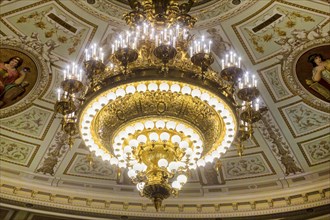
[{"xmin": 0, "ymin": 0, "xmax": 329, "ymax": 219}]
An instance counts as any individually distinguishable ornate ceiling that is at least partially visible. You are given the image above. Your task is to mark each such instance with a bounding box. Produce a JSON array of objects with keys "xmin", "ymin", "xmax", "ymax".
[{"xmin": 0, "ymin": 0, "xmax": 329, "ymax": 219}]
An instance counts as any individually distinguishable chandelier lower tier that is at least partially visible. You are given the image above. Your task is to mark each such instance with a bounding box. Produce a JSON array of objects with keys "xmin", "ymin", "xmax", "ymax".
[{"xmin": 79, "ymin": 71, "xmax": 237, "ymax": 210}]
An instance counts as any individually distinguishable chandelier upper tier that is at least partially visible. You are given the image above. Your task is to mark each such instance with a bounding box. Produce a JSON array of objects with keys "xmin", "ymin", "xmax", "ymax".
[{"xmin": 55, "ymin": 0, "xmax": 266, "ymax": 211}]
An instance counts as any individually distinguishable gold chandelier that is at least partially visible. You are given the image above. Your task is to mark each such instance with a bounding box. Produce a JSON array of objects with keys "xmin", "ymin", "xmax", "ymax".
[{"xmin": 55, "ymin": 0, "xmax": 266, "ymax": 211}]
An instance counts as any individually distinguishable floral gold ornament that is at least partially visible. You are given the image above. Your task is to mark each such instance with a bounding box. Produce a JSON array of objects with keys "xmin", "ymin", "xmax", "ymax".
[{"xmin": 54, "ymin": 0, "xmax": 266, "ymax": 211}]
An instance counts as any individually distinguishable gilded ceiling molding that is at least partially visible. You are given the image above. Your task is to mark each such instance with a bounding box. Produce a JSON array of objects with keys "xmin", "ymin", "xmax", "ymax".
[
  {"xmin": 36, "ymin": 131, "xmax": 70, "ymax": 176},
  {"xmin": 0, "ymin": 181, "xmax": 329, "ymax": 218},
  {"xmin": 71, "ymin": 0, "xmax": 259, "ymax": 29},
  {"xmin": 232, "ymin": 0, "xmax": 330, "ymax": 65},
  {"xmin": 259, "ymin": 112, "xmax": 303, "ymax": 175}
]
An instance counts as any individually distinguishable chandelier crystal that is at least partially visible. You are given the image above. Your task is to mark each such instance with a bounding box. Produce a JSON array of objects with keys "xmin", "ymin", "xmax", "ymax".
[{"xmin": 54, "ymin": 0, "xmax": 266, "ymax": 211}]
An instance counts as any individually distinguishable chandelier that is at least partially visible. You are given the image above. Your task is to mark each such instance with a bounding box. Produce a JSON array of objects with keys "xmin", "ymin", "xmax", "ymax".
[{"xmin": 55, "ymin": 0, "xmax": 266, "ymax": 211}]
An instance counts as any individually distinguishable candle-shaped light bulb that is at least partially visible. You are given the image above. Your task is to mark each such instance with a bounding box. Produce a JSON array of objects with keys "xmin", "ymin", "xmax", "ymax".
[
  {"xmin": 93, "ymin": 43, "xmax": 96, "ymax": 56},
  {"xmin": 85, "ymin": 49, "xmax": 88, "ymax": 61},
  {"xmin": 238, "ymin": 57, "xmax": 241, "ymax": 68},
  {"xmin": 245, "ymin": 72, "xmax": 249, "ymax": 84},
  {"xmin": 221, "ymin": 59, "xmax": 224, "ymax": 70},
  {"xmin": 57, "ymin": 88, "xmax": 61, "ymax": 101},
  {"xmin": 255, "ymin": 98, "xmax": 260, "ymax": 111}
]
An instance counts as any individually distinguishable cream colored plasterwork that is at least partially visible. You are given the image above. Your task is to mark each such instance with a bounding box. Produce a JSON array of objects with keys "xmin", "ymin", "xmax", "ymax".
[
  {"xmin": 0, "ymin": 135, "xmax": 39, "ymax": 166},
  {"xmin": 0, "ymin": 180, "xmax": 329, "ymax": 219},
  {"xmin": 222, "ymin": 153, "xmax": 274, "ymax": 180},
  {"xmin": 298, "ymin": 134, "xmax": 330, "ymax": 166},
  {"xmin": 36, "ymin": 131, "xmax": 69, "ymax": 176},
  {"xmin": 0, "ymin": 105, "xmax": 53, "ymax": 140},
  {"xmin": 64, "ymin": 153, "xmax": 117, "ymax": 180},
  {"xmin": 280, "ymin": 101, "xmax": 330, "ymax": 137},
  {"xmin": 233, "ymin": 0, "xmax": 330, "ymax": 64},
  {"xmin": 258, "ymin": 64, "xmax": 293, "ymax": 102}
]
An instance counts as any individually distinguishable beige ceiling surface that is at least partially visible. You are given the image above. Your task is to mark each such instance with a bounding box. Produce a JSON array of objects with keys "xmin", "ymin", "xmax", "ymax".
[{"xmin": 0, "ymin": 0, "xmax": 329, "ymax": 219}]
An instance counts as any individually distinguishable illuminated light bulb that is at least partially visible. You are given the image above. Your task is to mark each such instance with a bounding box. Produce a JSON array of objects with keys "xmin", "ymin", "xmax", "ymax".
[
  {"xmin": 137, "ymin": 84, "xmax": 147, "ymax": 92},
  {"xmin": 205, "ymin": 155, "xmax": 213, "ymax": 163},
  {"xmin": 212, "ymin": 150, "xmax": 220, "ymax": 159},
  {"xmin": 197, "ymin": 159, "xmax": 206, "ymax": 167},
  {"xmin": 166, "ymin": 121, "xmax": 176, "ymax": 130},
  {"xmin": 118, "ymin": 162, "xmax": 127, "ymax": 168},
  {"xmin": 185, "ymin": 148, "xmax": 193, "ymax": 157},
  {"xmin": 226, "ymin": 123, "xmax": 235, "ymax": 130},
  {"xmin": 181, "ymin": 86, "xmax": 191, "ymax": 95},
  {"xmin": 118, "ymin": 131, "xmax": 128, "ymax": 140},
  {"xmin": 171, "ymin": 135, "xmax": 181, "ymax": 144},
  {"xmin": 115, "ymin": 88, "xmax": 126, "ymax": 97},
  {"xmin": 133, "ymin": 163, "xmax": 143, "ymax": 172},
  {"xmin": 194, "ymin": 139, "xmax": 203, "ymax": 148},
  {"xmin": 125, "ymin": 126, "xmax": 136, "ymax": 135},
  {"xmin": 86, "ymin": 108, "xmax": 96, "ymax": 116},
  {"xmin": 149, "ymin": 132, "xmax": 159, "ymax": 142},
  {"xmin": 156, "ymin": 120, "xmax": 165, "ymax": 129},
  {"xmin": 128, "ymin": 169, "xmax": 137, "ymax": 178},
  {"xmin": 124, "ymin": 145, "xmax": 133, "ymax": 154},
  {"xmin": 160, "ymin": 132, "xmax": 170, "ymax": 141},
  {"xmin": 148, "ymin": 83, "xmax": 158, "ymax": 91},
  {"xmin": 183, "ymin": 128, "xmax": 193, "ymax": 137},
  {"xmin": 134, "ymin": 122, "xmax": 144, "ymax": 131},
  {"xmin": 144, "ymin": 120, "xmax": 154, "ymax": 129},
  {"xmin": 159, "ymin": 82, "xmax": 170, "ymax": 91},
  {"xmin": 167, "ymin": 161, "xmax": 178, "ymax": 172},
  {"xmin": 158, "ymin": 158, "xmax": 168, "ymax": 168},
  {"xmin": 98, "ymin": 96, "xmax": 108, "ymax": 106},
  {"xmin": 221, "ymin": 109, "xmax": 230, "ymax": 117},
  {"xmin": 114, "ymin": 136, "xmax": 122, "ymax": 143},
  {"xmin": 179, "ymin": 141, "xmax": 189, "ymax": 150},
  {"xmin": 195, "ymin": 147, "xmax": 203, "ymax": 155},
  {"xmin": 92, "ymin": 102, "xmax": 101, "ymax": 111},
  {"xmin": 125, "ymin": 85, "xmax": 136, "ymax": 94},
  {"xmin": 102, "ymin": 153, "xmax": 111, "ymax": 161},
  {"xmin": 141, "ymin": 163, "xmax": 147, "ymax": 171},
  {"xmin": 190, "ymin": 133, "xmax": 200, "ymax": 143},
  {"xmin": 215, "ymin": 102, "xmax": 224, "ymax": 112},
  {"xmin": 106, "ymin": 92, "xmax": 116, "ymax": 101},
  {"xmin": 172, "ymin": 181, "xmax": 181, "ymax": 189},
  {"xmin": 200, "ymin": 93, "xmax": 210, "ymax": 102},
  {"xmin": 208, "ymin": 98, "xmax": 218, "ymax": 107},
  {"xmin": 170, "ymin": 84, "xmax": 180, "ymax": 93},
  {"xmin": 137, "ymin": 182, "xmax": 145, "ymax": 191},
  {"xmin": 191, "ymin": 89, "xmax": 201, "ymax": 98},
  {"xmin": 176, "ymin": 123, "xmax": 185, "ymax": 133},
  {"xmin": 188, "ymin": 163, "xmax": 197, "ymax": 169},
  {"xmin": 217, "ymin": 147, "xmax": 226, "ymax": 154},
  {"xmin": 177, "ymin": 174, "xmax": 188, "ymax": 184},
  {"xmin": 137, "ymin": 135, "xmax": 147, "ymax": 144},
  {"xmin": 109, "ymin": 157, "xmax": 118, "ymax": 165},
  {"xmin": 129, "ymin": 139, "xmax": 139, "ymax": 148}
]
